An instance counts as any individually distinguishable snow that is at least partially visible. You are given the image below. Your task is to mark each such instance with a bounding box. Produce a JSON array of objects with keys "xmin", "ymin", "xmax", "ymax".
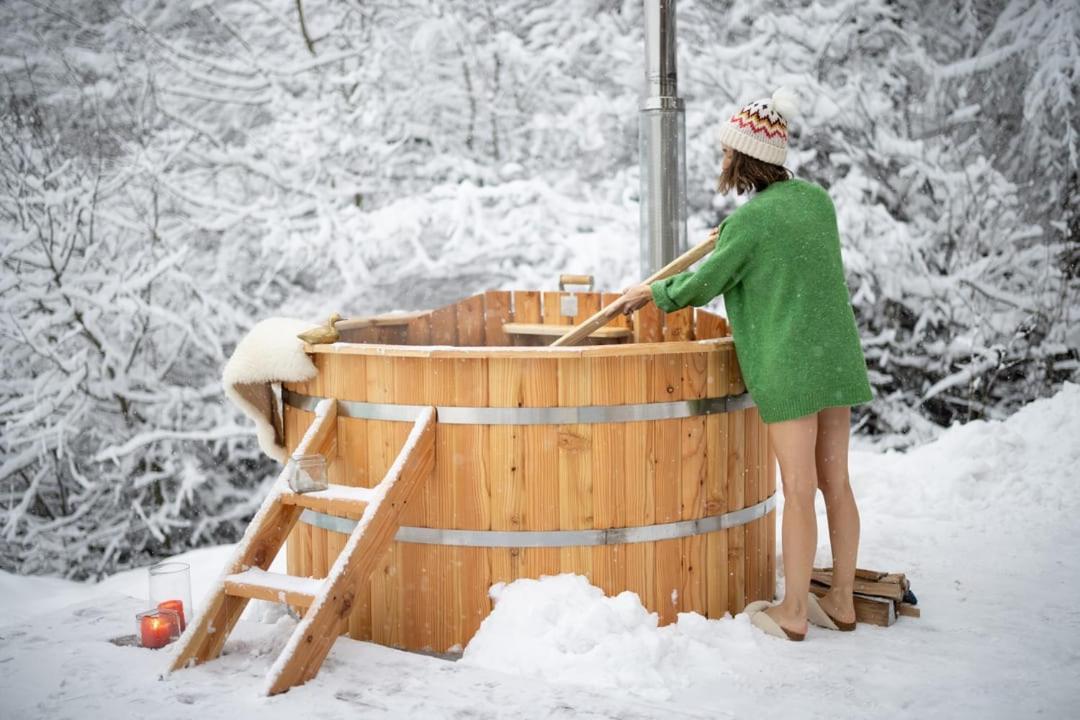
[
  {"xmin": 223, "ymin": 569, "xmax": 321, "ymax": 598},
  {"xmin": 291, "ymin": 484, "xmax": 376, "ymax": 505},
  {"xmin": 1, "ymin": 383, "xmax": 1078, "ymax": 717}
]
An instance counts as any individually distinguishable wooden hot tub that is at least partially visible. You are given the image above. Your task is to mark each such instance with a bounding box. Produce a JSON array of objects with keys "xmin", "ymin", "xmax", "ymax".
[{"xmin": 281, "ymin": 287, "xmax": 776, "ymax": 654}]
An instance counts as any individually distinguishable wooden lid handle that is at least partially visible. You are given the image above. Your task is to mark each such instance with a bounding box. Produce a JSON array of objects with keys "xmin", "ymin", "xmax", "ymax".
[
  {"xmin": 558, "ymin": 274, "xmax": 594, "ymax": 291},
  {"xmin": 550, "ymin": 235, "xmax": 717, "ymax": 347}
]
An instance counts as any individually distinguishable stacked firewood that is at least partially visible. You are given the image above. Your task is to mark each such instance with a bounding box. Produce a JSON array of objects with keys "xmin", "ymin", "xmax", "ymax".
[{"xmin": 809, "ymin": 567, "xmax": 920, "ymax": 627}]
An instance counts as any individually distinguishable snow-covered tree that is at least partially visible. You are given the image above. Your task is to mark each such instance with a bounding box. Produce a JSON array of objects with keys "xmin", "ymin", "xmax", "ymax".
[{"xmin": 1, "ymin": 0, "xmax": 1075, "ymax": 576}]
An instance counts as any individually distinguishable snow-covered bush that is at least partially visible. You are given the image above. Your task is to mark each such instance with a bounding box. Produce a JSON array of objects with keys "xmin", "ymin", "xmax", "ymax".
[
  {"xmin": 1, "ymin": 0, "xmax": 1076, "ymax": 576},
  {"xmin": 0, "ymin": 65, "xmax": 271, "ymax": 577}
]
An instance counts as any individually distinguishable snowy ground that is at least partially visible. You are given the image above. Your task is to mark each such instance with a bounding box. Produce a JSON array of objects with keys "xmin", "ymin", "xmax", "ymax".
[{"xmin": 2, "ymin": 383, "xmax": 1078, "ymax": 719}]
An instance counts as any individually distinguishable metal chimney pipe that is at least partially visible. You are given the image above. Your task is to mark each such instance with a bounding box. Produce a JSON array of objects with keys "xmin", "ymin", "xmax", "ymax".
[{"xmin": 639, "ymin": 0, "xmax": 687, "ymax": 277}]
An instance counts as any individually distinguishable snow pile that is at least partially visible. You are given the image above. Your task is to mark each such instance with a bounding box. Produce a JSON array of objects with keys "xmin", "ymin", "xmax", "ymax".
[
  {"xmin": 854, "ymin": 381, "xmax": 1080, "ymax": 525},
  {"xmin": 460, "ymin": 382, "xmax": 1080, "ymax": 709},
  {"xmin": 462, "ymin": 574, "xmax": 763, "ymax": 701}
]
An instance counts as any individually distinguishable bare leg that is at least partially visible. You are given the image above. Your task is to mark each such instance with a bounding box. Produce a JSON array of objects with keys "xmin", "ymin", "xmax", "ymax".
[
  {"xmin": 815, "ymin": 405, "xmax": 859, "ymax": 624},
  {"xmin": 762, "ymin": 411, "xmax": 819, "ymax": 635}
]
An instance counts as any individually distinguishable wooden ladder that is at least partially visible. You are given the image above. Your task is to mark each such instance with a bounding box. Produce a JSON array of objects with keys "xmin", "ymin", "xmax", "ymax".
[{"xmin": 168, "ymin": 399, "xmax": 436, "ymax": 695}]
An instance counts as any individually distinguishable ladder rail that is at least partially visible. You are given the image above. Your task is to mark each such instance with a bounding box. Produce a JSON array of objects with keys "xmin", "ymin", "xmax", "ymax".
[
  {"xmin": 265, "ymin": 406, "xmax": 437, "ymax": 695},
  {"xmin": 168, "ymin": 399, "xmax": 339, "ymax": 672}
]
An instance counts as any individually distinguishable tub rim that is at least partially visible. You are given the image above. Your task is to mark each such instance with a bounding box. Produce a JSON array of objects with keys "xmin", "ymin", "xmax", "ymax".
[{"xmin": 301, "ymin": 336, "xmax": 733, "ymax": 359}]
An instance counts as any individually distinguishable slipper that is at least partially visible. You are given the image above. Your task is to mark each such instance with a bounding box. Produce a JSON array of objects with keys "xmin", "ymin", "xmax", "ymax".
[
  {"xmin": 743, "ymin": 600, "xmax": 806, "ymax": 641},
  {"xmin": 807, "ymin": 592, "xmax": 856, "ymax": 631}
]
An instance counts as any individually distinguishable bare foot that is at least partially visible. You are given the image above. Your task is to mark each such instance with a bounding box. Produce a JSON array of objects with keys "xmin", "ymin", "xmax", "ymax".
[
  {"xmin": 818, "ymin": 590, "xmax": 856, "ymax": 624},
  {"xmin": 762, "ymin": 604, "xmax": 808, "ymax": 636}
]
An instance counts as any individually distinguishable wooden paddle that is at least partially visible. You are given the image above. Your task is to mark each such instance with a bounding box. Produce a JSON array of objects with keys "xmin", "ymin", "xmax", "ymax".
[{"xmin": 550, "ymin": 232, "xmax": 719, "ymax": 347}]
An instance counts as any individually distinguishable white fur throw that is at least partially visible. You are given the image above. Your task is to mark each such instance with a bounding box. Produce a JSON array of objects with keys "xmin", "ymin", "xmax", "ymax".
[{"xmin": 222, "ymin": 317, "xmax": 318, "ymax": 463}]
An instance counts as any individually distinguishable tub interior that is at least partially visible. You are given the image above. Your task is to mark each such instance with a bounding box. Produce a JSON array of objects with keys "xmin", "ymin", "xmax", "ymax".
[{"xmin": 335, "ymin": 289, "xmax": 730, "ymax": 348}]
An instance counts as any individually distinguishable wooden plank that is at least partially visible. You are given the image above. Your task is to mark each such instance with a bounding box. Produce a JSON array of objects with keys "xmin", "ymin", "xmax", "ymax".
[
  {"xmin": 590, "ymin": 355, "xmax": 625, "ymax": 598},
  {"xmin": 168, "ymin": 403, "xmax": 337, "ymax": 671},
  {"xmin": 601, "ymin": 292, "xmax": 629, "ymax": 330},
  {"xmin": 311, "ymin": 523, "xmax": 329, "ymax": 581},
  {"xmin": 503, "ymin": 322, "xmax": 631, "ymax": 339},
  {"xmin": 898, "ymin": 603, "xmax": 921, "ymax": 618},
  {"xmin": 522, "ymin": 358, "xmax": 561, "ymax": 580},
  {"xmin": 693, "ymin": 308, "xmax": 728, "ymax": 340},
  {"xmin": 633, "ymin": 303, "xmax": 665, "ymax": 344},
  {"xmin": 365, "ymin": 353, "xmax": 401, "ymax": 647},
  {"xmin": 375, "ymin": 325, "xmax": 408, "ymax": 344},
  {"xmin": 430, "ymin": 303, "xmax": 458, "ymax": 346},
  {"xmin": 622, "ymin": 354, "xmax": 654, "ymax": 615},
  {"xmin": 757, "ymin": 406, "xmax": 769, "ymax": 602},
  {"xmin": 810, "ymin": 582, "xmax": 897, "ymax": 627},
  {"xmin": 333, "ymin": 356, "xmax": 372, "ymax": 642},
  {"xmin": 882, "ymin": 572, "xmax": 910, "ymax": 590},
  {"xmin": 705, "ymin": 347, "xmax": 731, "ymax": 618},
  {"xmin": 565, "ymin": 291, "xmax": 601, "ymax": 582},
  {"xmin": 487, "ymin": 357, "xmax": 527, "ymax": 588},
  {"xmin": 727, "ymin": 404, "xmax": 747, "ymax": 613},
  {"xmin": 340, "ymin": 326, "xmax": 380, "ymax": 344},
  {"xmin": 405, "ymin": 313, "xmax": 433, "ymax": 345},
  {"xmin": 743, "ymin": 405, "xmax": 762, "ymax": 604},
  {"xmin": 812, "ymin": 566, "xmax": 890, "ymax": 582},
  {"xmin": 574, "ymin": 292, "xmax": 602, "ymax": 325},
  {"xmin": 679, "ymin": 350, "xmax": 708, "ymax": 616},
  {"xmin": 457, "ymin": 294, "xmax": 486, "ymax": 346},
  {"xmin": 336, "ymin": 311, "xmax": 427, "ymax": 332},
  {"xmin": 652, "ymin": 353, "xmax": 682, "ymax": 624},
  {"xmin": 664, "ymin": 307, "xmax": 694, "ymax": 342},
  {"xmin": 267, "ymin": 408, "xmax": 437, "ymax": 695},
  {"xmin": 451, "ymin": 357, "xmax": 491, "ymax": 647},
  {"xmin": 291, "ymin": 394, "xmax": 322, "ymax": 584},
  {"xmin": 308, "ymin": 336, "xmax": 732, "ymax": 359},
  {"xmin": 285, "ymin": 405, "xmax": 302, "ymax": 588},
  {"xmin": 483, "ymin": 290, "xmax": 513, "ymax": 347},
  {"xmin": 810, "ymin": 570, "xmax": 906, "ymax": 602},
  {"xmin": 514, "ymin": 290, "xmax": 541, "ymax": 322},
  {"xmin": 766, "ymin": 427, "xmax": 777, "ymax": 601},
  {"xmin": 557, "ymin": 355, "xmax": 592, "ymax": 585},
  {"xmin": 223, "ymin": 571, "xmax": 319, "ymax": 608},
  {"xmin": 512, "ymin": 291, "xmax": 542, "ymax": 347},
  {"xmin": 542, "ymin": 291, "xmax": 572, "ymax": 326},
  {"xmin": 280, "ymin": 489, "xmax": 368, "ymax": 519},
  {"xmin": 428, "ymin": 357, "xmax": 459, "ymax": 652},
  {"xmin": 297, "ymin": 510, "xmax": 313, "ymax": 588},
  {"xmin": 395, "ymin": 356, "xmax": 433, "ymax": 652}
]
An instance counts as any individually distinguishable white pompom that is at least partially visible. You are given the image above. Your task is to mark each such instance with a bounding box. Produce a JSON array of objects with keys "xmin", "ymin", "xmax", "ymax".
[{"xmin": 771, "ymin": 87, "xmax": 799, "ymax": 120}]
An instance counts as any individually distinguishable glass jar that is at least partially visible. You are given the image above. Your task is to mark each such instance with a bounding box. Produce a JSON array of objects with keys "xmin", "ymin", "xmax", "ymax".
[
  {"xmin": 286, "ymin": 453, "xmax": 328, "ymax": 493},
  {"xmin": 148, "ymin": 561, "xmax": 193, "ymax": 631}
]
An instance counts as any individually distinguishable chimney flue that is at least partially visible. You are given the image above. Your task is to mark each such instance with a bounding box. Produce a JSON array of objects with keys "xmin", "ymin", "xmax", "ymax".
[{"xmin": 639, "ymin": 0, "xmax": 688, "ymax": 278}]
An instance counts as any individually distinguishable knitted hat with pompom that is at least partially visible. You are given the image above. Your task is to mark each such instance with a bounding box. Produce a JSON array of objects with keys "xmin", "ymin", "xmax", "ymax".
[{"xmin": 715, "ymin": 87, "xmax": 799, "ymax": 166}]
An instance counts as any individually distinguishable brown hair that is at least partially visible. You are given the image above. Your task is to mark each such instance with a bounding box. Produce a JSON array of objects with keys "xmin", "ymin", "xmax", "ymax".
[{"xmin": 717, "ymin": 148, "xmax": 793, "ymax": 195}]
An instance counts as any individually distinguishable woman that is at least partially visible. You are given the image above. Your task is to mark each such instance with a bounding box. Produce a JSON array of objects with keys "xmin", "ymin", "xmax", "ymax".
[{"xmin": 616, "ymin": 88, "xmax": 874, "ymax": 641}]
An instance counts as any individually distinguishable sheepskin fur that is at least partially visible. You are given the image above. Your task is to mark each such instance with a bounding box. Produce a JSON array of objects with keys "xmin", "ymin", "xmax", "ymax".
[{"xmin": 222, "ymin": 317, "xmax": 318, "ymax": 463}]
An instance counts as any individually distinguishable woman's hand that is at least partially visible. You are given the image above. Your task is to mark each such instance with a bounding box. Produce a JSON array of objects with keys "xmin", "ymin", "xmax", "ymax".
[{"xmin": 616, "ymin": 283, "xmax": 654, "ymax": 316}]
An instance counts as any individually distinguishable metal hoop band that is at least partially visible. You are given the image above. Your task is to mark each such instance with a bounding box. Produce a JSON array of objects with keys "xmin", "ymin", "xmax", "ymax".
[
  {"xmin": 298, "ymin": 494, "xmax": 776, "ymax": 547},
  {"xmin": 283, "ymin": 388, "xmax": 755, "ymax": 425}
]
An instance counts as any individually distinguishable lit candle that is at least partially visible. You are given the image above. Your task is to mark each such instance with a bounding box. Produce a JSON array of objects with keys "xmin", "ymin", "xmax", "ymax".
[
  {"xmin": 140, "ymin": 613, "xmax": 175, "ymax": 649},
  {"xmin": 157, "ymin": 599, "xmax": 186, "ymax": 631}
]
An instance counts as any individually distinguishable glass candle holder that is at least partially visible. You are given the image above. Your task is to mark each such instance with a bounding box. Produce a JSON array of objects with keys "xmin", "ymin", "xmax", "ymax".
[
  {"xmin": 149, "ymin": 561, "xmax": 192, "ymax": 632},
  {"xmin": 136, "ymin": 608, "xmax": 181, "ymax": 649},
  {"xmin": 286, "ymin": 454, "xmax": 328, "ymax": 494}
]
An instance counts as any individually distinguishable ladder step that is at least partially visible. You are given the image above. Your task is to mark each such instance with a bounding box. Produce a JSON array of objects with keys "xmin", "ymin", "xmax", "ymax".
[
  {"xmin": 223, "ymin": 568, "xmax": 322, "ymax": 608},
  {"xmin": 279, "ymin": 484, "xmax": 374, "ymax": 518}
]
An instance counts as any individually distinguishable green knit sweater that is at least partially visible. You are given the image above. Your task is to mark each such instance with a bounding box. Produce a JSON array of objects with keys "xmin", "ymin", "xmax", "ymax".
[{"xmin": 650, "ymin": 177, "xmax": 874, "ymax": 424}]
